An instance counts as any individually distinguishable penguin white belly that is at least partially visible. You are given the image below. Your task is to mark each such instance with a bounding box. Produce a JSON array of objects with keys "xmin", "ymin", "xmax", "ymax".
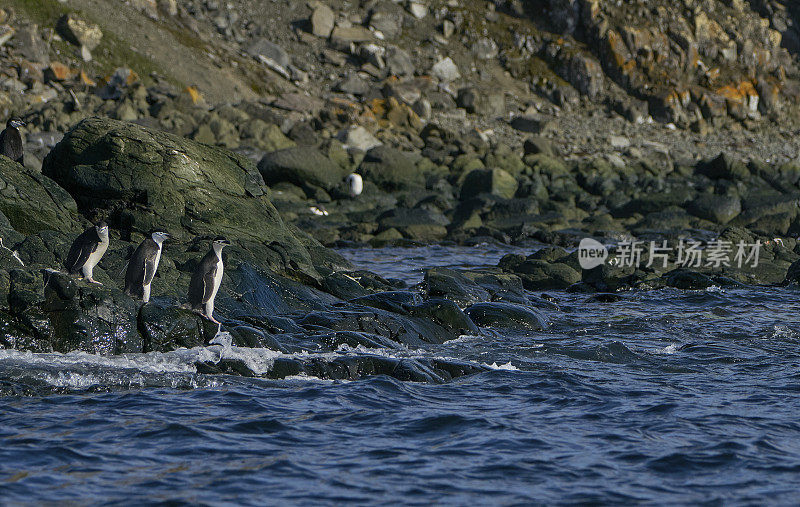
[
  {"xmin": 205, "ymin": 257, "xmax": 224, "ymax": 318},
  {"xmin": 142, "ymin": 248, "xmax": 162, "ymax": 303},
  {"xmin": 83, "ymin": 240, "xmax": 109, "ymax": 278}
]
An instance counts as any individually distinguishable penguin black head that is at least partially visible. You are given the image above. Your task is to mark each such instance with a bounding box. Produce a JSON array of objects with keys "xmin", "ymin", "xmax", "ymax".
[
  {"xmin": 213, "ymin": 236, "xmax": 231, "ymax": 246},
  {"xmin": 151, "ymin": 231, "xmax": 171, "ymax": 243},
  {"xmin": 95, "ymin": 221, "xmax": 109, "ymax": 236},
  {"xmin": 7, "ymin": 118, "xmax": 24, "ymax": 129}
]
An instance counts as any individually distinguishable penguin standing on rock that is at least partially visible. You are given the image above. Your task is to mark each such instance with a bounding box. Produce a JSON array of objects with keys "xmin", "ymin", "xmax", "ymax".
[
  {"xmin": 0, "ymin": 118, "xmax": 24, "ymax": 164},
  {"xmin": 124, "ymin": 231, "xmax": 170, "ymax": 303},
  {"xmin": 65, "ymin": 221, "xmax": 110, "ymax": 284},
  {"xmin": 188, "ymin": 236, "xmax": 230, "ymax": 324}
]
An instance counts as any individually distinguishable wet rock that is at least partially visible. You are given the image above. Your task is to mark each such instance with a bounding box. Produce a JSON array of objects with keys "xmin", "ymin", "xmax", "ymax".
[
  {"xmin": 139, "ymin": 303, "xmax": 217, "ymax": 352},
  {"xmin": 349, "ymin": 291, "xmax": 420, "ymax": 315},
  {"xmin": 43, "ymin": 271, "xmax": 141, "ymax": 355},
  {"xmin": 407, "ymin": 299, "xmax": 479, "ymax": 336},
  {"xmin": 465, "ymin": 302, "xmax": 547, "ymax": 331},
  {"xmin": 424, "ymin": 267, "xmax": 491, "ymax": 306},
  {"xmin": 460, "ymin": 169, "xmax": 518, "ymax": 200},
  {"xmin": 56, "ymin": 14, "xmax": 103, "ymax": 51},
  {"xmin": 511, "ymin": 259, "xmax": 581, "ymax": 290},
  {"xmin": 662, "ymin": 269, "xmax": 714, "ymax": 290},
  {"xmin": 687, "ymin": 194, "xmax": 742, "ymax": 224}
]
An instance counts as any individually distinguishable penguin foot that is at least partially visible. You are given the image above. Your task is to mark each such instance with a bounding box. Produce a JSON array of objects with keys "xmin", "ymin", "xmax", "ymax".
[{"xmin": 86, "ymin": 278, "xmax": 103, "ymax": 285}]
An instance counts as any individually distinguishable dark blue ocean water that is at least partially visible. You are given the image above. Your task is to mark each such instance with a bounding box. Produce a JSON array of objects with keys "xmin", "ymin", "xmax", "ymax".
[{"xmin": 2, "ymin": 245, "xmax": 800, "ymax": 504}]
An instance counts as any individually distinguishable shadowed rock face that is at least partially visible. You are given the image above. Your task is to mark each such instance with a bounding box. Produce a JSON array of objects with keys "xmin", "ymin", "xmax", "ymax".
[
  {"xmin": 0, "ymin": 157, "xmax": 81, "ymax": 235},
  {"xmin": 42, "ymin": 117, "xmax": 320, "ymax": 282}
]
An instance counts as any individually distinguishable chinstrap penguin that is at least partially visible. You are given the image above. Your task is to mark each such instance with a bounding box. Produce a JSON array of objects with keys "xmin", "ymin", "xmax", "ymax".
[
  {"xmin": 346, "ymin": 173, "xmax": 363, "ymax": 197},
  {"xmin": 124, "ymin": 231, "xmax": 170, "ymax": 303},
  {"xmin": 0, "ymin": 118, "xmax": 24, "ymax": 164},
  {"xmin": 188, "ymin": 236, "xmax": 230, "ymax": 324},
  {"xmin": 65, "ymin": 221, "xmax": 110, "ymax": 284}
]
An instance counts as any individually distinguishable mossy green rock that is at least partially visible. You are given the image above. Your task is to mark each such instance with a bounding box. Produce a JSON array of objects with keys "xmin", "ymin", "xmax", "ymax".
[
  {"xmin": 460, "ymin": 168, "xmax": 519, "ymax": 200},
  {"xmin": 42, "ymin": 117, "xmax": 319, "ymax": 281},
  {"xmin": 0, "ymin": 157, "xmax": 81, "ymax": 235}
]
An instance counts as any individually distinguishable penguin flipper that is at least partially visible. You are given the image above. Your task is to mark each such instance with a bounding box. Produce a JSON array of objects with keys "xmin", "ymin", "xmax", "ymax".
[
  {"xmin": 143, "ymin": 256, "xmax": 157, "ymax": 286},
  {"xmin": 188, "ymin": 265, "xmax": 207, "ymax": 308},
  {"xmin": 200, "ymin": 264, "xmax": 217, "ymax": 304},
  {"xmin": 65, "ymin": 233, "xmax": 96, "ymax": 274}
]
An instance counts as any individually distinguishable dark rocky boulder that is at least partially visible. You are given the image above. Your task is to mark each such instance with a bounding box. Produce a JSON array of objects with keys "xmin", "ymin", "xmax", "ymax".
[
  {"xmin": 42, "ymin": 271, "xmax": 142, "ymax": 355},
  {"xmin": 0, "ymin": 157, "xmax": 81, "ymax": 235},
  {"xmin": 465, "ymin": 302, "xmax": 548, "ymax": 331},
  {"xmin": 358, "ymin": 146, "xmax": 425, "ymax": 190},
  {"xmin": 257, "ymin": 146, "xmax": 348, "ymax": 191},
  {"xmin": 139, "ymin": 303, "xmax": 218, "ymax": 352},
  {"xmin": 424, "ymin": 267, "xmax": 492, "ymax": 306},
  {"xmin": 687, "ymin": 194, "xmax": 742, "ymax": 224},
  {"xmin": 42, "ymin": 117, "xmax": 320, "ymax": 282}
]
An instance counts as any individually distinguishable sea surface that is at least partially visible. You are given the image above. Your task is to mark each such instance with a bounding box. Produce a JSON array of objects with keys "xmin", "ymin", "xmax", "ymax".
[{"xmin": 2, "ymin": 245, "xmax": 800, "ymax": 504}]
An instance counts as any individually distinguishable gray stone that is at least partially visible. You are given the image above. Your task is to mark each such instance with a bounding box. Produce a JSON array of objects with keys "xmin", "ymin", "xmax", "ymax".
[
  {"xmin": 336, "ymin": 73, "xmax": 370, "ymax": 95},
  {"xmin": 369, "ymin": 2, "xmax": 404, "ymax": 39},
  {"xmin": 472, "ymin": 37, "xmax": 498, "ymax": 59},
  {"xmin": 56, "ymin": 14, "xmax": 103, "ymax": 51},
  {"xmin": 331, "ymin": 26, "xmax": 374, "ymax": 44},
  {"xmin": 385, "ymin": 46, "xmax": 414, "ymax": 76},
  {"xmin": 247, "ymin": 38, "xmax": 290, "ymax": 68},
  {"xmin": 310, "ymin": 3, "xmax": 335, "ymax": 38},
  {"xmin": 337, "ymin": 125, "xmax": 382, "ymax": 152},
  {"xmin": 431, "ymin": 57, "xmax": 461, "ymax": 83}
]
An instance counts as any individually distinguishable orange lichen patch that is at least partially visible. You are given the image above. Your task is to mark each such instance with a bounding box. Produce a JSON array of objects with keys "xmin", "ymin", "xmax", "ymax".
[
  {"xmin": 184, "ymin": 85, "xmax": 202, "ymax": 104},
  {"xmin": 79, "ymin": 69, "xmax": 96, "ymax": 87},
  {"xmin": 369, "ymin": 98, "xmax": 387, "ymax": 117},
  {"xmin": 606, "ymin": 30, "xmax": 634, "ymax": 74},
  {"xmin": 47, "ymin": 61, "xmax": 71, "ymax": 81},
  {"xmin": 716, "ymin": 81, "xmax": 758, "ymax": 103},
  {"xmin": 125, "ymin": 70, "xmax": 140, "ymax": 85}
]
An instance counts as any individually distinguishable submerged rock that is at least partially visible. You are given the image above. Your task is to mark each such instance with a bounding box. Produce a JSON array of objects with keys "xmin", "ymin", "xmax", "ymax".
[{"xmin": 465, "ymin": 302, "xmax": 547, "ymax": 331}]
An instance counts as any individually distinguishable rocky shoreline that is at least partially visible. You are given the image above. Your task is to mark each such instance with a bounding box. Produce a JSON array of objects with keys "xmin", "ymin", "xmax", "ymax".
[
  {"xmin": 0, "ymin": 116, "xmax": 797, "ymax": 384},
  {"xmin": 1, "ymin": 1, "xmax": 800, "ymax": 382}
]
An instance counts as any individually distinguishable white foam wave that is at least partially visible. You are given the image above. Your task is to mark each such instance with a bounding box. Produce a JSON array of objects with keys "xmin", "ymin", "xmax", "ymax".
[
  {"xmin": 486, "ymin": 361, "xmax": 519, "ymax": 371},
  {"xmin": 657, "ymin": 343, "xmax": 679, "ymax": 354}
]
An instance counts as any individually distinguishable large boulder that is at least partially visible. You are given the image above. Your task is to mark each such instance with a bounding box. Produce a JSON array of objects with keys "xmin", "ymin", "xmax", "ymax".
[
  {"xmin": 0, "ymin": 156, "xmax": 81, "ymax": 235},
  {"xmin": 43, "ymin": 117, "xmax": 319, "ymax": 281},
  {"xmin": 358, "ymin": 146, "xmax": 425, "ymax": 190},
  {"xmin": 258, "ymin": 146, "xmax": 348, "ymax": 191}
]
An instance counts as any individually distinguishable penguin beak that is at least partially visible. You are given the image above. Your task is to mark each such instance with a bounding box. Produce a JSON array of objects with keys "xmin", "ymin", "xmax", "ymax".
[{"xmin": 11, "ymin": 120, "xmax": 24, "ymax": 128}]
